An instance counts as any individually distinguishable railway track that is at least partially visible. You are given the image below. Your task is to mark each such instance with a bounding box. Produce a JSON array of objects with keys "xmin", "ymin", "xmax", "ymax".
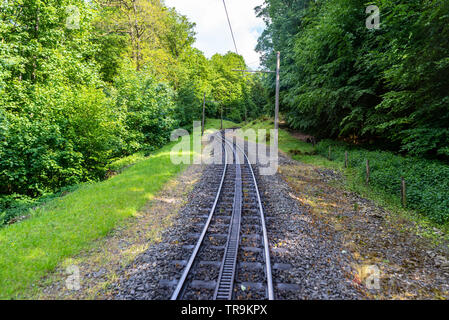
[{"xmin": 170, "ymin": 131, "xmax": 274, "ymax": 300}]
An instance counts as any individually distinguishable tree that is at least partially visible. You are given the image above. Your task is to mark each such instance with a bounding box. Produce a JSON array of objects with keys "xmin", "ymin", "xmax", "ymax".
[{"xmin": 256, "ymin": 0, "xmax": 449, "ymax": 158}]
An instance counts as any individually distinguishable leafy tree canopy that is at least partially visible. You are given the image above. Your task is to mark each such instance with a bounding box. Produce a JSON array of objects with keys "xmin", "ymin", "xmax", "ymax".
[{"xmin": 256, "ymin": 0, "xmax": 449, "ymax": 159}]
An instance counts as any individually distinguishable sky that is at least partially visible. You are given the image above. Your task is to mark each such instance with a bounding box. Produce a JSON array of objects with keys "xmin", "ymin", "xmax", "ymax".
[{"xmin": 164, "ymin": 0, "xmax": 265, "ymax": 70}]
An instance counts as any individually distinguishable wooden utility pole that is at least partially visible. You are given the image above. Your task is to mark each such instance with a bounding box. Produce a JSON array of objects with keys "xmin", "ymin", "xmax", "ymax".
[
  {"xmin": 275, "ymin": 51, "xmax": 280, "ymax": 131},
  {"xmin": 345, "ymin": 151, "xmax": 348, "ymax": 168},
  {"xmin": 221, "ymin": 105, "xmax": 223, "ymax": 130},
  {"xmin": 401, "ymin": 177, "xmax": 407, "ymax": 207},
  {"xmin": 201, "ymin": 92, "xmax": 206, "ymax": 136},
  {"xmin": 366, "ymin": 159, "xmax": 370, "ymax": 184}
]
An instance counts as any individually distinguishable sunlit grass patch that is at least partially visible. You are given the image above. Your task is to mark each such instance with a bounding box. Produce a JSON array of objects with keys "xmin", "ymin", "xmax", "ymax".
[
  {"xmin": 0, "ymin": 118, "xmax": 237, "ymax": 299},
  {"xmin": 203, "ymin": 118, "xmax": 239, "ymax": 133},
  {"xmin": 242, "ymin": 117, "xmax": 449, "ymax": 239},
  {"xmin": 107, "ymin": 152, "xmax": 148, "ymax": 172},
  {"xmin": 239, "ymin": 119, "xmax": 324, "ymax": 164},
  {"xmin": 0, "ymin": 138, "xmax": 196, "ymax": 299}
]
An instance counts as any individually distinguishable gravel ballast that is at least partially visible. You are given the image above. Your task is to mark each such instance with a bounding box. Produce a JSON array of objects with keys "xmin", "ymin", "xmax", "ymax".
[
  {"xmin": 112, "ymin": 131, "xmax": 449, "ymax": 300},
  {"xmin": 113, "ymin": 133, "xmax": 365, "ymax": 299},
  {"xmin": 33, "ymin": 129, "xmax": 449, "ymax": 300}
]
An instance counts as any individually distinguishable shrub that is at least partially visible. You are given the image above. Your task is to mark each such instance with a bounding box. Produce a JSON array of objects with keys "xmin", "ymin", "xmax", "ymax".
[
  {"xmin": 0, "ymin": 82, "xmax": 124, "ymax": 196},
  {"xmin": 0, "ymin": 110, "xmax": 85, "ymax": 196},
  {"xmin": 316, "ymin": 140, "xmax": 449, "ymax": 224},
  {"xmin": 114, "ymin": 70, "xmax": 178, "ymax": 154}
]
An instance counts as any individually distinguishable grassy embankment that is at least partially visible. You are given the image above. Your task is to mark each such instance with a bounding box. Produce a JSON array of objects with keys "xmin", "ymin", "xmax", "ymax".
[
  {"xmin": 0, "ymin": 118, "xmax": 236, "ymax": 299},
  {"xmin": 240, "ymin": 118, "xmax": 449, "ymax": 239}
]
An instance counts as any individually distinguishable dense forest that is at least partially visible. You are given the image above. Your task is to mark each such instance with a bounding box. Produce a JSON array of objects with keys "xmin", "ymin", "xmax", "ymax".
[
  {"xmin": 256, "ymin": 0, "xmax": 449, "ymax": 159},
  {"xmin": 2, "ymin": 0, "xmax": 448, "ymax": 225},
  {"xmin": 0, "ymin": 0, "xmax": 267, "ymax": 207}
]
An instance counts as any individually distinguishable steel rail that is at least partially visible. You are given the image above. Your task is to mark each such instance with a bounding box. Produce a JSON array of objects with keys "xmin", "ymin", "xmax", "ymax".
[
  {"xmin": 170, "ymin": 131, "xmax": 274, "ymax": 300},
  {"xmin": 213, "ymin": 138, "xmax": 242, "ymax": 299},
  {"xmin": 170, "ymin": 132, "xmax": 229, "ymax": 300},
  {"xmin": 216, "ymin": 133, "xmax": 274, "ymax": 300},
  {"xmin": 232, "ymin": 137, "xmax": 275, "ymax": 300}
]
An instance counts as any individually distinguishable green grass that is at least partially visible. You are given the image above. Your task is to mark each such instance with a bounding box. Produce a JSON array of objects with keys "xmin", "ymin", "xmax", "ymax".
[
  {"xmin": 203, "ymin": 118, "xmax": 239, "ymax": 132},
  {"xmin": 0, "ymin": 118, "xmax": 238, "ymax": 226},
  {"xmin": 0, "ymin": 118, "xmax": 233, "ymax": 299},
  {"xmin": 240, "ymin": 118, "xmax": 318, "ymax": 159},
  {"xmin": 241, "ymin": 118, "xmax": 449, "ymax": 238},
  {"xmin": 314, "ymin": 140, "xmax": 449, "ymax": 224},
  {"xmin": 107, "ymin": 152, "xmax": 148, "ymax": 172}
]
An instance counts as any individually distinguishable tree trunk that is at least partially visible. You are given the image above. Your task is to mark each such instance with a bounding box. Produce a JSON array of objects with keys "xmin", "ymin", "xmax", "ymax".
[
  {"xmin": 33, "ymin": 5, "xmax": 39, "ymax": 81},
  {"xmin": 132, "ymin": 0, "xmax": 141, "ymax": 71}
]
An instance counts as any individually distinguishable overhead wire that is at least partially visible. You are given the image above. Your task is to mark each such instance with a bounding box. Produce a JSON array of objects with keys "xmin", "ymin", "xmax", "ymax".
[{"xmin": 222, "ymin": 0, "xmax": 239, "ymax": 56}]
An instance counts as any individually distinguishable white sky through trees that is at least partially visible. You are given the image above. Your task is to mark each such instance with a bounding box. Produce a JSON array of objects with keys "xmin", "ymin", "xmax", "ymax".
[{"xmin": 164, "ymin": 0, "xmax": 265, "ymax": 69}]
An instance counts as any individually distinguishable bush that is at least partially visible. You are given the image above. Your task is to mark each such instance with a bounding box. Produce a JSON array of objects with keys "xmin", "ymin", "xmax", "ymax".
[
  {"xmin": 0, "ymin": 66, "xmax": 182, "ymax": 225},
  {"xmin": 0, "ymin": 82, "xmax": 125, "ymax": 195},
  {"xmin": 316, "ymin": 140, "xmax": 449, "ymax": 224},
  {"xmin": 175, "ymin": 84, "xmax": 202, "ymax": 128},
  {"xmin": 0, "ymin": 183, "xmax": 80, "ymax": 227},
  {"xmin": 114, "ymin": 70, "xmax": 178, "ymax": 154},
  {"xmin": 0, "ymin": 110, "xmax": 85, "ymax": 196},
  {"xmin": 0, "ymin": 194, "xmax": 36, "ymax": 226}
]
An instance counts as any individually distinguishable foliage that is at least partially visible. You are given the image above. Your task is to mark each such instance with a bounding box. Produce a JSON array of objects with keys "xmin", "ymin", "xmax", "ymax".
[
  {"xmin": 0, "ymin": 117, "xmax": 234, "ymax": 298},
  {"xmin": 256, "ymin": 0, "xmax": 449, "ymax": 159},
  {"xmin": 0, "ymin": 0, "xmax": 269, "ymax": 226},
  {"xmin": 315, "ymin": 140, "xmax": 449, "ymax": 223},
  {"xmin": 209, "ymin": 53, "xmax": 267, "ymax": 123},
  {"xmin": 114, "ymin": 68, "xmax": 178, "ymax": 154},
  {"xmin": 0, "ymin": 139, "xmax": 193, "ymax": 299}
]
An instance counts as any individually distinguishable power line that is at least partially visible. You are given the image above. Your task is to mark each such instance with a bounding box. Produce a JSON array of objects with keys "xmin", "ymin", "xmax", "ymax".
[
  {"xmin": 232, "ymin": 69, "xmax": 274, "ymax": 74},
  {"xmin": 222, "ymin": 0, "xmax": 239, "ymax": 55}
]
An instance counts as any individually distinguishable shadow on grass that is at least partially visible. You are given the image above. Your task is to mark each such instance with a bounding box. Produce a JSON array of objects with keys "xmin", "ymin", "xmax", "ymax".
[{"xmin": 0, "ymin": 144, "xmax": 190, "ymax": 299}]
